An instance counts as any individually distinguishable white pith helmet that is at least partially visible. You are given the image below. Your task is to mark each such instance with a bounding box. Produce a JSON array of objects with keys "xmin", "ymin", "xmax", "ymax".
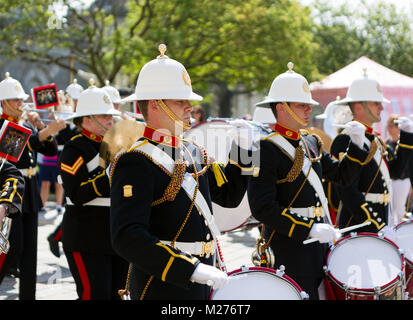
[
  {"xmin": 252, "ymin": 106, "xmax": 276, "ymax": 124},
  {"xmin": 315, "ymin": 96, "xmax": 352, "ymax": 139},
  {"xmin": 0, "ymin": 72, "xmax": 29, "ymax": 101},
  {"xmin": 66, "ymin": 79, "xmax": 84, "ymax": 100},
  {"xmin": 102, "ymin": 80, "xmax": 121, "ymax": 104},
  {"xmin": 256, "ymin": 62, "xmax": 318, "ymax": 107},
  {"xmin": 336, "ymin": 68, "xmax": 390, "ymax": 105},
  {"xmin": 66, "ymin": 79, "xmax": 121, "ymax": 120},
  {"xmin": 121, "ymin": 44, "xmax": 203, "ymax": 103}
]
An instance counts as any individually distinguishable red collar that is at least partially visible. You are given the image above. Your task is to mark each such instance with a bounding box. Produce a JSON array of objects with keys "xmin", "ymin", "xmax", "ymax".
[
  {"xmin": 143, "ymin": 126, "xmax": 181, "ymax": 148},
  {"xmin": 354, "ymin": 119, "xmax": 374, "ymax": 135},
  {"xmin": 1, "ymin": 113, "xmax": 19, "ymax": 124},
  {"xmin": 275, "ymin": 123, "xmax": 300, "ymax": 140},
  {"xmin": 81, "ymin": 128, "xmax": 103, "ymax": 143}
]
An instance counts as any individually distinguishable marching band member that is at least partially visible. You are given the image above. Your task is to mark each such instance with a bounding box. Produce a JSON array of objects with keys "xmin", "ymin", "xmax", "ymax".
[
  {"xmin": 59, "ymin": 81, "xmax": 129, "ymax": 300},
  {"xmin": 247, "ymin": 62, "xmax": 370, "ymax": 299},
  {"xmin": 385, "ymin": 114, "xmax": 411, "ymax": 225},
  {"xmin": 0, "ymin": 72, "xmax": 65, "ymax": 299},
  {"xmin": 47, "ymin": 93, "xmax": 79, "ymax": 258},
  {"xmin": 330, "ymin": 70, "xmax": 413, "ymax": 232},
  {"xmin": 65, "ymin": 79, "xmax": 83, "ymax": 111},
  {"xmin": 109, "ymin": 45, "xmax": 252, "ymax": 300}
]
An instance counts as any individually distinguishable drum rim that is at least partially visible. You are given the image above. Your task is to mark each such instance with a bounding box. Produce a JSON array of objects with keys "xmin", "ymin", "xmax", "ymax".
[
  {"xmin": 393, "ymin": 220, "xmax": 413, "ymax": 265},
  {"xmin": 393, "ymin": 218, "xmax": 413, "ymax": 231},
  {"xmin": 214, "ymin": 215, "xmax": 250, "ymax": 233},
  {"xmin": 209, "ymin": 266, "xmax": 307, "ymax": 300},
  {"xmin": 325, "ymin": 232, "xmax": 405, "ymax": 293}
]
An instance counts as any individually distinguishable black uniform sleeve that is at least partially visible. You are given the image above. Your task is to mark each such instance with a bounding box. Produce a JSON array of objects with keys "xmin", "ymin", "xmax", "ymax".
[
  {"xmin": 321, "ymin": 138, "xmax": 369, "ymax": 186},
  {"xmin": 59, "ymin": 144, "xmax": 110, "ymax": 206},
  {"xmin": 387, "ymin": 129, "xmax": 413, "ymax": 179},
  {"xmin": 25, "ymin": 123, "xmax": 58, "ymax": 156},
  {"xmin": 0, "ymin": 161, "xmax": 25, "ymax": 218},
  {"xmin": 110, "ymin": 152, "xmax": 199, "ymax": 289}
]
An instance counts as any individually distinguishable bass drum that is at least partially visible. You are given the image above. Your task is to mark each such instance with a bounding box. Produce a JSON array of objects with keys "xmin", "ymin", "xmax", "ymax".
[
  {"xmin": 210, "ymin": 266, "xmax": 308, "ymax": 300},
  {"xmin": 184, "ymin": 119, "xmax": 267, "ymax": 233}
]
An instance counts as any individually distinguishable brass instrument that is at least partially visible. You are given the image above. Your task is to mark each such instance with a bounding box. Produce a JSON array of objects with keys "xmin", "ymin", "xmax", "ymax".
[
  {"xmin": 0, "ymin": 216, "xmax": 11, "ymax": 254},
  {"xmin": 99, "ymin": 120, "xmax": 145, "ymax": 168},
  {"xmin": 305, "ymin": 126, "xmax": 333, "ymax": 153}
]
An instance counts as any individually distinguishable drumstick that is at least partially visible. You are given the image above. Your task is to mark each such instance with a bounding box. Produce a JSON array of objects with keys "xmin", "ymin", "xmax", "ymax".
[{"xmin": 303, "ymin": 221, "xmax": 372, "ymax": 245}]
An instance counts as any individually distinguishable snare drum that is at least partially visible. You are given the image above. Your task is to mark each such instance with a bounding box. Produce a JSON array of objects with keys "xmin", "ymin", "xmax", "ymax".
[
  {"xmin": 324, "ymin": 233, "xmax": 405, "ymax": 300},
  {"xmin": 393, "ymin": 219, "xmax": 413, "ymax": 298},
  {"xmin": 210, "ymin": 266, "xmax": 308, "ymax": 300}
]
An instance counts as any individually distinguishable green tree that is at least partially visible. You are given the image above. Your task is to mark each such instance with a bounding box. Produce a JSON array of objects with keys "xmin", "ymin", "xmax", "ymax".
[
  {"xmin": 311, "ymin": 0, "xmax": 413, "ymax": 77},
  {"xmin": 0, "ymin": 0, "xmax": 318, "ymax": 116}
]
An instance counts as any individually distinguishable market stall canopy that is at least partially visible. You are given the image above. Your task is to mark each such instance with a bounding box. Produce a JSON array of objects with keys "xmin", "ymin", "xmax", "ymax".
[{"xmin": 310, "ymin": 56, "xmax": 413, "ymax": 136}]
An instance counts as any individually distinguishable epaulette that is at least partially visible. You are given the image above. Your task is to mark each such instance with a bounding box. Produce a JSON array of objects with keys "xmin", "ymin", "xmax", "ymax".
[{"xmin": 70, "ymin": 134, "xmax": 82, "ymax": 141}]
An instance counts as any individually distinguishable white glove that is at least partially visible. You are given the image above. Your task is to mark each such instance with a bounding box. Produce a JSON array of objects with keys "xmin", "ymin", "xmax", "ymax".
[
  {"xmin": 397, "ymin": 117, "xmax": 413, "ymax": 133},
  {"xmin": 345, "ymin": 121, "xmax": 366, "ymax": 148},
  {"xmin": 309, "ymin": 223, "xmax": 341, "ymax": 243},
  {"xmin": 190, "ymin": 263, "xmax": 228, "ymax": 290},
  {"xmin": 229, "ymin": 119, "xmax": 256, "ymax": 150}
]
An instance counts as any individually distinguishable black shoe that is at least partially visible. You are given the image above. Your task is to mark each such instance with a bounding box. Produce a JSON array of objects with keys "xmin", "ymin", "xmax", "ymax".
[
  {"xmin": 47, "ymin": 234, "xmax": 61, "ymax": 258},
  {"xmin": 6, "ymin": 267, "xmax": 20, "ymax": 278}
]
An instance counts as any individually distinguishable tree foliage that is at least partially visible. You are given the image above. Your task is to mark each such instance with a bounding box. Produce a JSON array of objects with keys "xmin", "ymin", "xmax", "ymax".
[
  {"xmin": 0, "ymin": 0, "xmax": 317, "ymax": 113},
  {"xmin": 311, "ymin": 0, "xmax": 413, "ymax": 77}
]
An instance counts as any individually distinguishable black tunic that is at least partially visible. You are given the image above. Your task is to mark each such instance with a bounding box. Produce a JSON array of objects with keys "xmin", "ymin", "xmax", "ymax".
[
  {"xmin": 110, "ymin": 136, "xmax": 250, "ymax": 300},
  {"xmin": 330, "ymin": 129, "xmax": 413, "ymax": 233},
  {"xmin": 248, "ymin": 129, "xmax": 369, "ymax": 281}
]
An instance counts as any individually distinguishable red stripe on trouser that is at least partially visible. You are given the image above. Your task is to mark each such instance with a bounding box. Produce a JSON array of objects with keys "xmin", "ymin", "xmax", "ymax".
[
  {"xmin": 0, "ymin": 253, "xmax": 6, "ymax": 271},
  {"xmin": 72, "ymin": 252, "xmax": 91, "ymax": 300},
  {"xmin": 54, "ymin": 227, "xmax": 62, "ymax": 241}
]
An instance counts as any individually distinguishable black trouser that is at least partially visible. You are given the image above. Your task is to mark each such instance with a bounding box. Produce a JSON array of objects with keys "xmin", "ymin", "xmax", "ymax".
[
  {"xmin": 64, "ymin": 250, "xmax": 129, "ymax": 300},
  {"xmin": 19, "ymin": 209, "xmax": 39, "ymax": 300}
]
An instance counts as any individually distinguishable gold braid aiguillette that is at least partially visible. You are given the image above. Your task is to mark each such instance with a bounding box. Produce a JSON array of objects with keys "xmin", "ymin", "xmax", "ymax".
[
  {"xmin": 152, "ymin": 159, "xmax": 187, "ymax": 206},
  {"xmin": 277, "ymin": 145, "xmax": 304, "ymax": 184}
]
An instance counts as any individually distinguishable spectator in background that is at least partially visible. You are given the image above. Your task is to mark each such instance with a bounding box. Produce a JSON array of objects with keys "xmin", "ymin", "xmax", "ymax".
[
  {"xmin": 39, "ymin": 153, "xmax": 63, "ymax": 215},
  {"xmin": 191, "ymin": 104, "xmax": 206, "ymax": 126}
]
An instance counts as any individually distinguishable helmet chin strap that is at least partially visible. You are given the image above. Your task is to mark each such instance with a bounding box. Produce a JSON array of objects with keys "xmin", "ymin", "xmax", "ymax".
[
  {"xmin": 88, "ymin": 115, "xmax": 109, "ymax": 134},
  {"xmin": 156, "ymin": 99, "xmax": 191, "ymax": 131},
  {"xmin": 282, "ymin": 102, "xmax": 308, "ymax": 127},
  {"xmin": 3, "ymin": 100, "xmax": 23, "ymax": 118},
  {"xmin": 361, "ymin": 101, "xmax": 380, "ymax": 123}
]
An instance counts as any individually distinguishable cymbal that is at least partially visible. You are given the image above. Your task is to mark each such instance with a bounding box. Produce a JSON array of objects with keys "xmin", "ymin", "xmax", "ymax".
[
  {"xmin": 99, "ymin": 120, "xmax": 145, "ymax": 168},
  {"xmin": 305, "ymin": 126, "xmax": 332, "ymax": 153}
]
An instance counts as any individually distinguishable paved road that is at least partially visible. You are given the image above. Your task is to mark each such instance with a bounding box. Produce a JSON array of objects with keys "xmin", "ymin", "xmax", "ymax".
[{"xmin": 0, "ymin": 203, "xmax": 259, "ymax": 300}]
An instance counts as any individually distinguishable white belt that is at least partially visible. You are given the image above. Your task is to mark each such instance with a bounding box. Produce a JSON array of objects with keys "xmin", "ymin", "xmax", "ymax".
[
  {"xmin": 364, "ymin": 192, "xmax": 390, "ymax": 205},
  {"xmin": 290, "ymin": 206, "xmax": 324, "ymax": 218},
  {"xmin": 65, "ymin": 197, "xmax": 110, "ymax": 207},
  {"xmin": 19, "ymin": 167, "xmax": 37, "ymax": 178},
  {"xmin": 159, "ymin": 240, "xmax": 215, "ymax": 257}
]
